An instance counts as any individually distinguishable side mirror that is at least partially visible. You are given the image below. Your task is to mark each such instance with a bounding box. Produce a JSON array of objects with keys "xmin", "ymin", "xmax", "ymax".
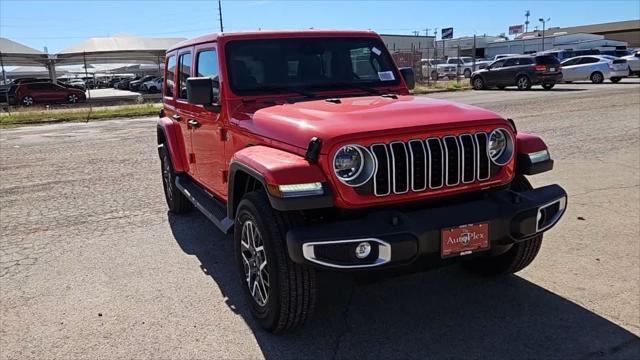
[
  {"xmin": 399, "ymin": 67, "xmax": 415, "ymax": 90},
  {"xmin": 187, "ymin": 77, "xmax": 221, "ymax": 112}
]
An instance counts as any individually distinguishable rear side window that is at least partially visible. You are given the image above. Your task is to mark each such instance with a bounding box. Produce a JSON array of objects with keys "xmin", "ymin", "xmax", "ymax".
[
  {"xmin": 519, "ymin": 58, "xmax": 533, "ymax": 65},
  {"xmin": 562, "ymin": 58, "xmax": 580, "ymax": 66},
  {"xmin": 535, "ymin": 56, "xmax": 560, "ymax": 65},
  {"xmin": 178, "ymin": 52, "xmax": 192, "ymax": 99},
  {"xmin": 503, "ymin": 58, "xmax": 518, "ymax": 67},
  {"xmin": 579, "ymin": 57, "xmax": 599, "ymax": 65},
  {"xmin": 164, "ymin": 55, "xmax": 176, "ymax": 97}
]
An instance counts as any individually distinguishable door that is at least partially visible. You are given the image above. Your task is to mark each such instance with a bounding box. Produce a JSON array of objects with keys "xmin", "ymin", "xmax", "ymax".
[
  {"xmin": 174, "ymin": 49, "xmax": 197, "ymax": 177},
  {"xmin": 498, "ymin": 58, "xmax": 520, "ymax": 85},
  {"xmin": 575, "ymin": 57, "xmax": 599, "ymax": 80},
  {"xmin": 484, "ymin": 59, "xmax": 506, "ymax": 86},
  {"xmin": 560, "ymin": 58, "xmax": 581, "ymax": 81},
  {"xmin": 190, "ymin": 44, "xmax": 227, "ymax": 196}
]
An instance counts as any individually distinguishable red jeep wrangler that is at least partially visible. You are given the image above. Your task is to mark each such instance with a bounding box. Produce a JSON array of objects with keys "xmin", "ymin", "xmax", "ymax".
[{"xmin": 157, "ymin": 30, "xmax": 567, "ymax": 332}]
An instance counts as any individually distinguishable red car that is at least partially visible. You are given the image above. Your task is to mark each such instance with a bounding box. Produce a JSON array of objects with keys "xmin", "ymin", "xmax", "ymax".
[
  {"xmin": 157, "ymin": 30, "xmax": 567, "ymax": 332},
  {"xmin": 12, "ymin": 81, "xmax": 86, "ymax": 106}
]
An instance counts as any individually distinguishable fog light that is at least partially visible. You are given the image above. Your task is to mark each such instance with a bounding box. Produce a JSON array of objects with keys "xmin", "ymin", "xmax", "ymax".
[{"xmin": 355, "ymin": 242, "xmax": 371, "ymax": 259}]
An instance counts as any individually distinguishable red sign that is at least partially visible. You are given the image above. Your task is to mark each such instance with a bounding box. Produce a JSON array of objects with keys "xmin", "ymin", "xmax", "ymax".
[
  {"xmin": 441, "ymin": 223, "xmax": 489, "ymax": 258},
  {"xmin": 509, "ymin": 24, "xmax": 524, "ymax": 35}
]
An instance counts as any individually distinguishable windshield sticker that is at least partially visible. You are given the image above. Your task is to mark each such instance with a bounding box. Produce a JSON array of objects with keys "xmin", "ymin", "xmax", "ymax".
[
  {"xmin": 378, "ymin": 71, "xmax": 395, "ymax": 81},
  {"xmin": 371, "ymin": 47, "xmax": 382, "ymax": 56}
]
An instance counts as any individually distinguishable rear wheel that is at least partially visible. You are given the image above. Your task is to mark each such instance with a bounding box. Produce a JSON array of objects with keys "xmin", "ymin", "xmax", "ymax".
[
  {"xmin": 235, "ymin": 191, "xmax": 316, "ymax": 333},
  {"xmin": 159, "ymin": 144, "xmax": 192, "ymax": 213},
  {"xmin": 516, "ymin": 75, "xmax": 532, "ymax": 90},
  {"xmin": 472, "ymin": 76, "xmax": 486, "ymax": 90},
  {"xmin": 590, "ymin": 71, "xmax": 604, "ymax": 84},
  {"xmin": 542, "ymin": 83, "xmax": 555, "ymax": 90},
  {"xmin": 462, "ymin": 175, "xmax": 543, "ymax": 276},
  {"xmin": 463, "ymin": 68, "xmax": 472, "ymax": 78},
  {"xmin": 21, "ymin": 95, "xmax": 34, "ymax": 107},
  {"xmin": 610, "ymin": 77, "xmax": 621, "ymax": 83}
]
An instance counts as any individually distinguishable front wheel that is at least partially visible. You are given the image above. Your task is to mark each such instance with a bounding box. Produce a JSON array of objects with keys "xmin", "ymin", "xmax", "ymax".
[
  {"xmin": 472, "ymin": 76, "xmax": 486, "ymax": 90},
  {"xmin": 235, "ymin": 191, "xmax": 316, "ymax": 333},
  {"xmin": 463, "ymin": 69, "xmax": 472, "ymax": 78},
  {"xmin": 67, "ymin": 94, "xmax": 79, "ymax": 103},
  {"xmin": 462, "ymin": 175, "xmax": 543, "ymax": 276},
  {"xmin": 542, "ymin": 83, "xmax": 555, "ymax": 90},
  {"xmin": 610, "ymin": 77, "xmax": 621, "ymax": 83}
]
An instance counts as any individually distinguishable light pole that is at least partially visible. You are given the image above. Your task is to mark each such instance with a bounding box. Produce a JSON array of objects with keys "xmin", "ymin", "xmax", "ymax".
[{"xmin": 539, "ymin": 17, "xmax": 550, "ymax": 51}]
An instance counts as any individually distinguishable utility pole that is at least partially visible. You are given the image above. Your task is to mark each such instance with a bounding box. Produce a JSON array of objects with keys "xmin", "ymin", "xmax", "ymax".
[
  {"xmin": 539, "ymin": 17, "xmax": 550, "ymax": 51},
  {"xmin": 218, "ymin": 0, "xmax": 224, "ymax": 32},
  {"xmin": 433, "ymin": 28, "xmax": 438, "ymax": 59},
  {"xmin": 525, "ymin": 10, "xmax": 530, "ymax": 32}
]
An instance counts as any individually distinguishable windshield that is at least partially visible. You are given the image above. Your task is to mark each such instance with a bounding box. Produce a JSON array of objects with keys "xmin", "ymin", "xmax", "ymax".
[{"xmin": 225, "ymin": 37, "xmax": 400, "ymax": 95}]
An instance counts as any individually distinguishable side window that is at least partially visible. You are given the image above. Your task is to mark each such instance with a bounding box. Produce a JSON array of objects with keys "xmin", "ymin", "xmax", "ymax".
[
  {"xmin": 580, "ymin": 57, "xmax": 598, "ymax": 65},
  {"xmin": 491, "ymin": 60, "xmax": 506, "ymax": 69},
  {"xmin": 503, "ymin": 58, "xmax": 518, "ymax": 67},
  {"xmin": 178, "ymin": 52, "xmax": 192, "ymax": 99},
  {"xmin": 164, "ymin": 55, "xmax": 176, "ymax": 97},
  {"xmin": 197, "ymin": 49, "xmax": 219, "ymax": 100},
  {"xmin": 519, "ymin": 58, "xmax": 533, "ymax": 65}
]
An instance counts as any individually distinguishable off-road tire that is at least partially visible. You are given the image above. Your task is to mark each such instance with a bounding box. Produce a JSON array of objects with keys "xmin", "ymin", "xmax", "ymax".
[
  {"xmin": 516, "ymin": 75, "xmax": 532, "ymax": 90},
  {"xmin": 159, "ymin": 143, "xmax": 192, "ymax": 213},
  {"xmin": 462, "ymin": 175, "xmax": 543, "ymax": 276},
  {"xmin": 472, "ymin": 76, "xmax": 486, "ymax": 90},
  {"xmin": 542, "ymin": 83, "xmax": 555, "ymax": 90},
  {"xmin": 610, "ymin": 77, "xmax": 621, "ymax": 83},
  {"xmin": 590, "ymin": 71, "xmax": 604, "ymax": 84},
  {"xmin": 235, "ymin": 191, "xmax": 316, "ymax": 333}
]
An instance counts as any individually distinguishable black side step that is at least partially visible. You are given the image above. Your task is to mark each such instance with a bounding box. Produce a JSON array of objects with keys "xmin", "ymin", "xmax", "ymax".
[{"xmin": 175, "ymin": 175, "xmax": 234, "ymax": 234}]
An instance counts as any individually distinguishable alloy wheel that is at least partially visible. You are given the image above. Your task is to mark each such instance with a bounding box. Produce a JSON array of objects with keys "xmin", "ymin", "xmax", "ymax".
[
  {"xmin": 68, "ymin": 94, "xmax": 78, "ymax": 103},
  {"xmin": 517, "ymin": 77, "xmax": 530, "ymax": 89},
  {"xmin": 162, "ymin": 153, "xmax": 173, "ymax": 201},
  {"xmin": 240, "ymin": 220, "xmax": 269, "ymax": 307},
  {"xmin": 473, "ymin": 77, "xmax": 484, "ymax": 89},
  {"xmin": 22, "ymin": 96, "xmax": 34, "ymax": 106}
]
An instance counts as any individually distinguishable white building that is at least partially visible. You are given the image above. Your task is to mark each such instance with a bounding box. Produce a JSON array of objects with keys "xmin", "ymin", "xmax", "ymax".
[{"xmin": 484, "ymin": 32, "xmax": 628, "ymax": 58}]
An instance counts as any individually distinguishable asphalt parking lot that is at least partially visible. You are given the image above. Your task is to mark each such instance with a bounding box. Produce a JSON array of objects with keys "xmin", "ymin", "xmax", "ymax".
[{"xmin": 1, "ymin": 79, "xmax": 639, "ymax": 359}]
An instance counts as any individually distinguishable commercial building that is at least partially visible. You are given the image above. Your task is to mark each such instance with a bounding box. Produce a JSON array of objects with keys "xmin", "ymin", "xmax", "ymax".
[
  {"xmin": 380, "ymin": 34, "xmax": 435, "ymax": 53},
  {"xmin": 484, "ymin": 32, "xmax": 628, "ymax": 58},
  {"xmin": 517, "ymin": 20, "xmax": 640, "ymax": 48}
]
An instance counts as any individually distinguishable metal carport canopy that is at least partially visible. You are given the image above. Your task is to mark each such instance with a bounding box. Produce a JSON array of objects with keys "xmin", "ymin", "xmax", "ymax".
[
  {"xmin": 54, "ymin": 33, "xmax": 186, "ymax": 65},
  {"xmin": 0, "ymin": 37, "xmax": 48, "ymax": 66}
]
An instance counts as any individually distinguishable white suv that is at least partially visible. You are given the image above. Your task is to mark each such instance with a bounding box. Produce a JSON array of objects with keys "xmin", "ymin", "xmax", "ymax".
[
  {"xmin": 421, "ymin": 59, "xmax": 457, "ymax": 80},
  {"xmin": 446, "ymin": 57, "xmax": 490, "ymax": 77},
  {"xmin": 621, "ymin": 51, "xmax": 640, "ymax": 76}
]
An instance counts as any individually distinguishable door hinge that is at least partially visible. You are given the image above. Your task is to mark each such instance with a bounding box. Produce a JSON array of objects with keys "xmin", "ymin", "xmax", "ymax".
[
  {"xmin": 221, "ymin": 170, "xmax": 229, "ymax": 183},
  {"xmin": 189, "ymin": 153, "xmax": 196, "ymax": 164}
]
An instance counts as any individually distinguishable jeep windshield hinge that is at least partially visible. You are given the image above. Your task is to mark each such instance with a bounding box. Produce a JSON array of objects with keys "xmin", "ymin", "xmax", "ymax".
[{"xmin": 305, "ymin": 137, "xmax": 322, "ymax": 163}]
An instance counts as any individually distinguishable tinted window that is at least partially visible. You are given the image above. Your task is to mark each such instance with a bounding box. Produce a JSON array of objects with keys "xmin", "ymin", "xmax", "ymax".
[
  {"xmin": 562, "ymin": 58, "xmax": 579, "ymax": 66},
  {"xmin": 580, "ymin": 57, "xmax": 599, "ymax": 64},
  {"xmin": 225, "ymin": 37, "xmax": 400, "ymax": 94},
  {"xmin": 519, "ymin": 57, "xmax": 533, "ymax": 65},
  {"xmin": 164, "ymin": 55, "xmax": 176, "ymax": 97},
  {"xmin": 178, "ymin": 52, "xmax": 192, "ymax": 99},
  {"xmin": 503, "ymin": 58, "xmax": 518, "ymax": 67},
  {"xmin": 197, "ymin": 50, "xmax": 219, "ymax": 78},
  {"xmin": 491, "ymin": 59, "xmax": 506, "ymax": 69},
  {"xmin": 535, "ymin": 56, "xmax": 560, "ymax": 65}
]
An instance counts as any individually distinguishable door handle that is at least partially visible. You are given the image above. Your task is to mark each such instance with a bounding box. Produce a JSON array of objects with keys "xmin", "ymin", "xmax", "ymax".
[
  {"xmin": 187, "ymin": 119, "xmax": 200, "ymax": 128},
  {"xmin": 172, "ymin": 114, "xmax": 182, "ymax": 121}
]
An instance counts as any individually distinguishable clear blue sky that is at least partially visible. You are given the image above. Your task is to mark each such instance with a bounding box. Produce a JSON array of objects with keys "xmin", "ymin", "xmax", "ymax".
[{"xmin": 1, "ymin": 0, "xmax": 639, "ymax": 53}]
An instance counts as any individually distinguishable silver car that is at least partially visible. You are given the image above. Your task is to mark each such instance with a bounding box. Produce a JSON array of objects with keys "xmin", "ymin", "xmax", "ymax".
[{"xmin": 560, "ymin": 55, "xmax": 628, "ymax": 83}]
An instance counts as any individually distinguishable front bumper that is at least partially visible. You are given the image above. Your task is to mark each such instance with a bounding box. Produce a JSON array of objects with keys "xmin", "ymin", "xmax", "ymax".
[{"xmin": 287, "ymin": 184, "xmax": 567, "ymax": 270}]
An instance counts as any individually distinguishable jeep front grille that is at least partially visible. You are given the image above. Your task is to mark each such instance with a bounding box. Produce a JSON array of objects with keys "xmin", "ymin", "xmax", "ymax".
[{"xmin": 369, "ymin": 132, "xmax": 491, "ymax": 197}]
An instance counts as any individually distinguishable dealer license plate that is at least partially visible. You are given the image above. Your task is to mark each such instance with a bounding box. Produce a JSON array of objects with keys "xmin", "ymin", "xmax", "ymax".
[{"xmin": 441, "ymin": 223, "xmax": 489, "ymax": 258}]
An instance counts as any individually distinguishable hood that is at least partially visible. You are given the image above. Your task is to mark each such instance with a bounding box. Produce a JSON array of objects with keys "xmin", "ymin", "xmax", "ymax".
[{"xmin": 235, "ymin": 95, "xmax": 506, "ymax": 153}]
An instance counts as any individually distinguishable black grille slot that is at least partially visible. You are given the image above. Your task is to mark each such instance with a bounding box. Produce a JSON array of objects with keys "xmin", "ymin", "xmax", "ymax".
[
  {"xmin": 475, "ymin": 132, "xmax": 490, "ymax": 180},
  {"xmin": 443, "ymin": 136, "xmax": 460, "ymax": 185},
  {"xmin": 426, "ymin": 138, "xmax": 444, "ymax": 188},
  {"xmin": 390, "ymin": 142, "xmax": 409, "ymax": 193},
  {"xmin": 460, "ymin": 134, "xmax": 476, "ymax": 183},
  {"xmin": 409, "ymin": 140, "xmax": 427, "ymax": 191},
  {"xmin": 371, "ymin": 144, "xmax": 390, "ymax": 196}
]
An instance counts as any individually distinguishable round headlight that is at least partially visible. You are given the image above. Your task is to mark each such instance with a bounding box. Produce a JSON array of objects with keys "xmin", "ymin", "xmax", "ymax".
[
  {"xmin": 333, "ymin": 145, "xmax": 376, "ymax": 187},
  {"xmin": 488, "ymin": 128, "xmax": 514, "ymax": 166}
]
